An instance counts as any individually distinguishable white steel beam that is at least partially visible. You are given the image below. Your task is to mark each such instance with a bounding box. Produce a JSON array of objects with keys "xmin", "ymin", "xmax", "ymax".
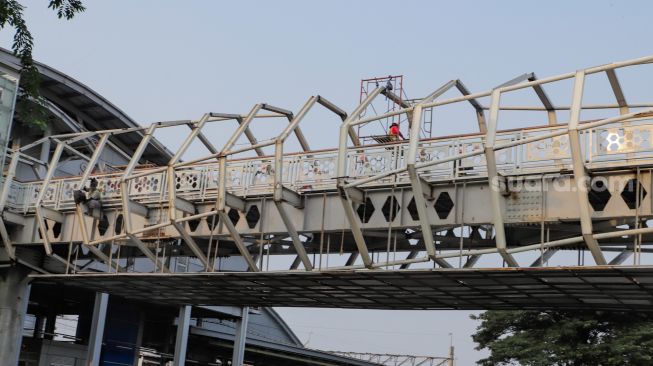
[
  {"xmin": 224, "ymin": 105, "xmax": 264, "ymax": 156},
  {"xmin": 217, "ymin": 210, "xmax": 259, "ymax": 272},
  {"xmin": 86, "ymin": 292, "xmax": 108, "ymax": 366},
  {"xmin": 225, "ymin": 193, "xmax": 246, "ymax": 212},
  {"xmin": 0, "ymin": 150, "xmax": 19, "ymax": 259},
  {"xmin": 173, "ymin": 305, "xmax": 191, "ymax": 366},
  {"xmin": 407, "ymin": 104, "xmax": 450, "ymax": 267},
  {"xmin": 273, "ymin": 96, "xmax": 318, "ymax": 203},
  {"xmin": 333, "ymin": 86, "xmax": 382, "ymax": 269},
  {"xmin": 171, "ymin": 221, "xmax": 209, "ymax": 270},
  {"xmin": 338, "ymin": 188, "xmax": 372, "ymax": 268},
  {"xmin": 485, "ymin": 90, "xmax": 519, "ymax": 267},
  {"xmin": 568, "ymin": 70, "xmax": 607, "ymax": 265},
  {"xmin": 232, "ymin": 307, "xmax": 249, "ymax": 366},
  {"xmin": 605, "ymin": 69, "xmax": 629, "ymax": 115},
  {"xmin": 407, "ymin": 112, "xmax": 436, "ymax": 255},
  {"xmin": 35, "ymin": 142, "xmax": 65, "ymax": 256},
  {"xmin": 119, "ymin": 125, "xmax": 165, "ymax": 270},
  {"xmin": 336, "ymin": 86, "xmax": 385, "ymax": 178},
  {"xmin": 127, "ymin": 234, "xmax": 169, "ymax": 273},
  {"xmin": 609, "ymin": 250, "xmax": 632, "ymax": 265},
  {"xmin": 530, "ymin": 249, "xmax": 556, "ymax": 267},
  {"xmin": 274, "ymin": 201, "xmax": 313, "ymax": 271}
]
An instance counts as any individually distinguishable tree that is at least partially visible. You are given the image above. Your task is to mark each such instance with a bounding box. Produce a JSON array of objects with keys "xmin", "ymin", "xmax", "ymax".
[
  {"xmin": 0, "ymin": 0, "xmax": 85, "ymax": 130},
  {"xmin": 471, "ymin": 310, "xmax": 653, "ymax": 366}
]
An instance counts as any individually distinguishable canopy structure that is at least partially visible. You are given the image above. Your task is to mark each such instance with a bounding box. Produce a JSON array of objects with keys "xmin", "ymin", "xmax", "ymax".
[{"xmin": 32, "ymin": 266, "xmax": 653, "ymax": 311}]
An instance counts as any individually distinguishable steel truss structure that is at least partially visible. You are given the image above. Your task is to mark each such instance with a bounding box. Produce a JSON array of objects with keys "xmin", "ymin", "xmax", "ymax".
[{"xmin": 4, "ymin": 55, "xmax": 653, "ymax": 285}]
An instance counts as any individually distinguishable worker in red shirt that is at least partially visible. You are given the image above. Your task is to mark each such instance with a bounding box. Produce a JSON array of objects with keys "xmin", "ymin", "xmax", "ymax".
[{"xmin": 389, "ymin": 122, "xmax": 405, "ymax": 141}]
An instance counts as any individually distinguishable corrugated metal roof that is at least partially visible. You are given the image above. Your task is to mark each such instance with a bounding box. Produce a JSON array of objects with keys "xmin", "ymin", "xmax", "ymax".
[{"xmin": 32, "ymin": 266, "xmax": 653, "ymax": 311}]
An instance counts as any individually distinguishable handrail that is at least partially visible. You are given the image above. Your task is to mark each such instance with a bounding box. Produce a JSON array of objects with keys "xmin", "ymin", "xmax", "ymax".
[{"xmin": 6, "ymin": 115, "xmax": 653, "ymax": 214}]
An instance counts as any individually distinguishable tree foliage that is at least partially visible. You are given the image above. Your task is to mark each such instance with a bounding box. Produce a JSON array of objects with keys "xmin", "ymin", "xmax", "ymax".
[
  {"xmin": 472, "ymin": 310, "xmax": 653, "ymax": 366},
  {"xmin": 0, "ymin": 0, "xmax": 85, "ymax": 130}
]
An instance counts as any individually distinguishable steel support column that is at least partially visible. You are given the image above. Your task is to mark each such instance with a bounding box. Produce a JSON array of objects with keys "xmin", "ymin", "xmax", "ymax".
[
  {"xmin": 0, "ymin": 149, "xmax": 19, "ymax": 259},
  {"xmin": 119, "ymin": 125, "xmax": 168, "ymax": 272},
  {"xmin": 217, "ymin": 156, "xmax": 259, "ymax": 272},
  {"xmin": 485, "ymin": 89, "xmax": 518, "ymax": 266},
  {"xmin": 334, "ymin": 88, "xmax": 385, "ymax": 269},
  {"xmin": 568, "ymin": 70, "xmax": 607, "ymax": 265},
  {"xmin": 274, "ymin": 201, "xmax": 313, "ymax": 270},
  {"xmin": 173, "ymin": 305, "xmax": 192, "ymax": 366},
  {"xmin": 407, "ymin": 104, "xmax": 450, "ymax": 267},
  {"xmin": 530, "ymin": 249, "xmax": 556, "ymax": 267},
  {"xmin": 35, "ymin": 142, "xmax": 64, "ymax": 255},
  {"xmin": 86, "ymin": 292, "xmax": 109, "ymax": 366},
  {"xmin": 232, "ymin": 307, "xmax": 249, "ymax": 366},
  {"xmin": 0, "ymin": 266, "xmax": 30, "ymax": 366},
  {"xmin": 338, "ymin": 188, "xmax": 373, "ymax": 267}
]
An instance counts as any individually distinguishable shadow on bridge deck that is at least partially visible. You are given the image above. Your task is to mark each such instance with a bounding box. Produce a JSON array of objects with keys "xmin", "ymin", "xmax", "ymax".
[{"xmin": 31, "ymin": 266, "xmax": 653, "ymax": 311}]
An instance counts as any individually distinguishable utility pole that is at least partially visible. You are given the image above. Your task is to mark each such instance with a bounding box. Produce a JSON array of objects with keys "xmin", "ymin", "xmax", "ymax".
[{"xmin": 448, "ymin": 333, "xmax": 455, "ymax": 366}]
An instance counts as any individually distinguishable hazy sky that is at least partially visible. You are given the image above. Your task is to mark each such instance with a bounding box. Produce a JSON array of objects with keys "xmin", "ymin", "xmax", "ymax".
[{"xmin": 6, "ymin": 1, "xmax": 653, "ymax": 364}]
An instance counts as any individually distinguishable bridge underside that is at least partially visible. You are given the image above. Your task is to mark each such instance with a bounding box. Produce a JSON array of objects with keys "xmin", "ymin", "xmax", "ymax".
[{"xmin": 32, "ymin": 266, "xmax": 653, "ymax": 311}]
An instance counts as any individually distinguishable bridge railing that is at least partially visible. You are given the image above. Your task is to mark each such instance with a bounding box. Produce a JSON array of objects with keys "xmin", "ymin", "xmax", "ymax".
[{"xmin": 6, "ymin": 116, "xmax": 653, "ymax": 214}]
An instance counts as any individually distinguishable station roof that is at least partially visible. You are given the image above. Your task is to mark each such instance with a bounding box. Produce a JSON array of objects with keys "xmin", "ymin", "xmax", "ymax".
[
  {"xmin": 32, "ymin": 266, "xmax": 653, "ymax": 312},
  {"xmin": 0, "ymin": 48, "xmax": 172, "ymax": 165}
]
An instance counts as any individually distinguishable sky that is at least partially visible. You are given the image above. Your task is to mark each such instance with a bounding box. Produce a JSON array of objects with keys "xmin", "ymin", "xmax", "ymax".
[{"xmin": 4, "ymin": 0, "xmax": 653, "ymax": 364}]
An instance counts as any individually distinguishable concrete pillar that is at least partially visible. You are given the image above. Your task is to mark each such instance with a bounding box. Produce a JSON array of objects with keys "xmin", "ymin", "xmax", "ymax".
[
  {"xmin": 0, "ymin": 266, "xmax": 30, "ymax": 366},
  {"xmin": 173, "ymin": 305, "xmax": 191, "ymax": 366},
  {"xmin": 86, "ymin": 292, "xmax": 109, "ymax": 366},
  {"xmin": 231, "ymin": 307, "xmax": 249, "ymax": 366}
]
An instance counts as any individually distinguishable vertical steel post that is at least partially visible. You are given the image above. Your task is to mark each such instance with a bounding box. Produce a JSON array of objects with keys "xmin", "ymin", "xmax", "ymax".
[
  {"xmin": 35, "ymin": 142, "xmax": 65, "ymax": 256},
  {"xmin": 0, "ymin": 150, "xmax": 19, "ymax": 259},
  {"xmin": 173, "ymin": 305, "xmax": 192, "ymax": 366},
  {"xmin": 336, "ymin": 87, "xmax": 384, "ymax": 178},
  {"xmin": 270, "ymin": 97, "xmax": 319, "ymax": 271},
  {"xmin": 121, "ymin": 125, "xmax": 156, "ymax": 231},
  {"xmin": 448, "ymin": 345, "xmax": 455, "ymax": 366},
  {"xmin": 567, "ymin": 70, "xmax": 607, "ymax": 265},
  {"xmin": 0, "ymin": 266, "xmax": 30, "ymax": 366},
  {"xmin": 86, "ymin": 292, "xmax": 109, "ymax": 366},
  {"xmin": 406, "ymin": 104, "xmax": 439, "ymax": 260},
  {"xmin": 216, "ymin": 155, "xmax": 258, "ymax": 271},
  {"xmin": 232, "ymin": 307, "xmax": 249, "ymax": 366},
  {"xmin": 273, "ymin": 96, "xmax": 317, "ymax": 201},
  {"xmin": 37, "ymin": 126, "xmax": 52, "ymax": 178},
  {"xmin": 119, "ymin": 125, "xmax": 168, "ymax": 272},
  {"xmin": 0, "ymin": 150, "xmax": 19, "ymax": 211},
  {"xmin": 485, "ymin": 90, "xmax": 519, "ymax": 267},
  {"xmin": 334, "ymin": 88, "xmax": 385, "ymax": 268}
]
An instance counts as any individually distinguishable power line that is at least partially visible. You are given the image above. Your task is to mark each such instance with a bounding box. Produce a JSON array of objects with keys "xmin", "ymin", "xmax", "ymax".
[{"xmin": 288, "ymin": 324, "xmax": 448, "ymax": 337}]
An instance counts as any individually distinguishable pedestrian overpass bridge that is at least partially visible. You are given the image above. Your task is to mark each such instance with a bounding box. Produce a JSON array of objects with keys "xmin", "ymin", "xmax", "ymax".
[{"xmin": 5, "ymin": 54, "xmax": 653, "ymax": 311}]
